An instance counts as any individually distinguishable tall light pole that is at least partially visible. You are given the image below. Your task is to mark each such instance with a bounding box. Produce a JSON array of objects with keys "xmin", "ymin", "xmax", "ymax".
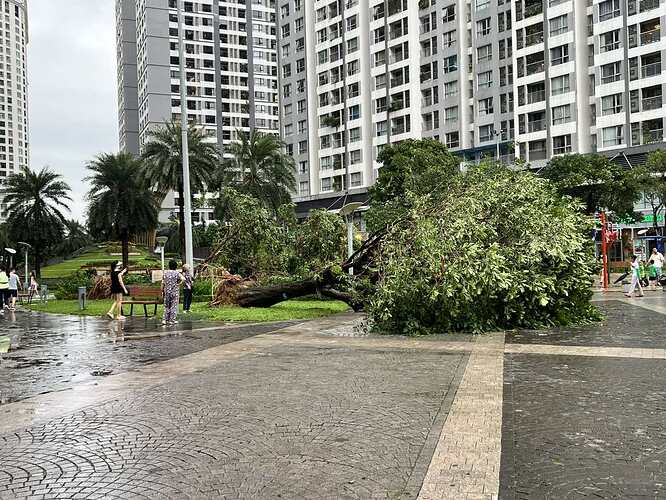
[{"xmin": 177, "ymin": 0, "xmax": 195, "ymax": 270}]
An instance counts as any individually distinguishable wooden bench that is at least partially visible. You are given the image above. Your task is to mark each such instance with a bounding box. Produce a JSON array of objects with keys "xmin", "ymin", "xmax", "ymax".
[{"xmin": 121, "ymin": 286, "xmax": 162, "ymax": 317}]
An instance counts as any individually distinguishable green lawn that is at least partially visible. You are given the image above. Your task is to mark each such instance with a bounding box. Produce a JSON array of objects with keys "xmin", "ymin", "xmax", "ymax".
[
  {"xmin": 41, "ymin": 249, "xmax": 160, "ymax": 279},
  {"xmin": 25, "ymin": 299, "xmax": 350, "ymax": 322}
]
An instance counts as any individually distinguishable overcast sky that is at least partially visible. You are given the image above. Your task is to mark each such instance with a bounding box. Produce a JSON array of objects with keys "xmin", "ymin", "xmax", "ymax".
[{"xmin": 28, "ymin": 0, "xmax": 117, "ymax": 222}]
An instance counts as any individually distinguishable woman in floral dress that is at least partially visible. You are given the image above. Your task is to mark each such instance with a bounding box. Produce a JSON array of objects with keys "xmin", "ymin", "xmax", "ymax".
[{"xmin": 161, "ymin": 260, "xmax": 183, "ymax": 325}]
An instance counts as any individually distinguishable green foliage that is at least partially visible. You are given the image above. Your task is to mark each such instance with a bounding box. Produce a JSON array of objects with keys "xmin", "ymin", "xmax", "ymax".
[
  {"xmin": 55, "ymin": 270, "xmax": 95, "ymax": 300},
  {"xmin": 637, "ymin": 149, "xmax": 666, "ymax": 230},
  {"xmin": 220, "ymin": 128, "xmax": 296, "ymax": 215},
  {"xmin": 86, "ymin": 153, "xmax": 160, "ymax": 268},
  {"xmin": 54, "ymin": 220, "xmax": 92, "ymax": 258},
  {"xmin": 293, "ymin": 209, "xmax": 347, "ymax": 273},
  {"xmin": 366, "ymin": 139, "xmax": 460, "ymax": 231},
  {"xmin": 369, "ymin": 164, "xmax": 600, "ymax": 334},
  {"xmin": 1, "ymin": 166, "xmax": 72, "ymax": 276},
  {"xmin": 213, "ymin": 188, "xmax": 288, "ymax": 276},
  {"xmin": 141, "ymin": 121, "xmax": 221, "ymax": 254},
  {"xmin": 542, "ymin": 153, "xmax": 642, "ymax": 218}
]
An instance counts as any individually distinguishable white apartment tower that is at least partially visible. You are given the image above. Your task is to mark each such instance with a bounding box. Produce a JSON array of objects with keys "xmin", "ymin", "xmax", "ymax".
[
  {"xmin": 116, "ymin": 0, "xmax": 280, "ymax": 221},
  {"xmin": 278, "ymin": 0, "xmax": 666, "ymax": 211},
  {"xmin": 0, "ymin": 0, "xmax": 29, "ymax": 222}
]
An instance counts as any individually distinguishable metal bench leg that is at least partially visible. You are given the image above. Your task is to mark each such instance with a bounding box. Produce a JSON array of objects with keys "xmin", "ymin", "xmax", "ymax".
[
  {"xmin": 154, "ymin": 303, "xmax": 158, "ymax": 317},
  {"xmin": 143, "ymin": 304, "xmax": 148, "ymax": 317},
  {"xmin": 130, "ymin": 303, "xmax": 134, "ymax": 316}
]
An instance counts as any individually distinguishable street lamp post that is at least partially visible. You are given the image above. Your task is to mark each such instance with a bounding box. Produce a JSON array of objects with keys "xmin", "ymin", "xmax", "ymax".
[
  {"xmin": 177, "ymin": 0, "xmax": 195, "ymax": 270},
  {"xmin": 17, "ymin": 242, "xmax": 31, "ymax": 288},
  {"xmin": 492, "ymin": 128, "xmax": 505, "ymax": 162},
  {"xmin": 339, "ymin": 202, "xmax": 364, "ymax": 275},
  {"xmin": 156, "ymin": 236, "xmax": 169, "ymax": 276}
]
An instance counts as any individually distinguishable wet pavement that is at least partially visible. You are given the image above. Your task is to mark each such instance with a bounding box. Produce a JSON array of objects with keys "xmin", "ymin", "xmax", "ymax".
[
  {"xmin": 0, "ymin": 310, "xmax": 294, "ymax": 405},
  {"xmin": 1, "ymin": 296, "xmax": 666, "ymax": 499}
]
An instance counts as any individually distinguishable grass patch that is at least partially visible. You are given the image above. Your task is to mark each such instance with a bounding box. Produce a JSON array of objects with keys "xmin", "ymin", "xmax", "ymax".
[
  {"xmin": 25, "ymin": 299, "xmax": 350, "ymax": 322},
  {"xmin": 41, "ymin": 245, "xmax": 159, "ymax": 279}
]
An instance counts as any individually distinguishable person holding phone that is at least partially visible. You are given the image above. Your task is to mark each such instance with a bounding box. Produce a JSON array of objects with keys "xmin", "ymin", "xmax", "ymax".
[{"xmin": 107, "ymin": 261, "xmax": 128, "ymax": 320}]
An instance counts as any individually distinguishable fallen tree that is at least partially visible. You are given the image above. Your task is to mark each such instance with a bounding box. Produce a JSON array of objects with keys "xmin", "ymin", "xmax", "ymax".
[{"xmin": 205, "ymin": 231, "xmax": 383, "ymax": 311}]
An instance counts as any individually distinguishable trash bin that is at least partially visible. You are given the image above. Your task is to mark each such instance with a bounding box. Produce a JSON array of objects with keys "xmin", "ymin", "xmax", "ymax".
[
  {"xmin": 78, "ymin": 286, "xmax": 87, "ymax": 310},
  {"xmin": 622, "ymin": 280, "xmax": 631, "ymax": 294},
  {"xmin": 40, "ymin": 284, "xmax": 48, "ymax": 304}
]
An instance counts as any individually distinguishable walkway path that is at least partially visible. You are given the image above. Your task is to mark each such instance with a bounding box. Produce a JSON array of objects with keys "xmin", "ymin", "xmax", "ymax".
[{"xmin": 0, "ymin": 295, "xmax": 665, "ymax": 499}]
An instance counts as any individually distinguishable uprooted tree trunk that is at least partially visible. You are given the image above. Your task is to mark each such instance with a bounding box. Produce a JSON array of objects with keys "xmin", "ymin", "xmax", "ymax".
[{"xmin": 231, "ymin": 232, "xmax": 384, "ymax": 311}]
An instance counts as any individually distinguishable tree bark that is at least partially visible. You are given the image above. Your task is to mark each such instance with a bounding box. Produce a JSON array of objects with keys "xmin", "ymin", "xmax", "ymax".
[{"xmin": 232, "ymin": 231, "xmax": 386, "ymax": 311}]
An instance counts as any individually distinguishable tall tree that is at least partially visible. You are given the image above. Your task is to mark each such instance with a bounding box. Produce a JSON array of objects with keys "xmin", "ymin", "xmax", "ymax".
[
  {"xmin": 638, "ymin": 149, "xmax": 666, "ymax": 233},
  {"xmin": 223, "ymin": 129, "xmax": 296, "ymax": 215},
  {"xmin": 366, "ymin": 139, "xmax": 461, "ymax": 231},
  {"xmin": 54, "ymin": 219, "xmax": 92, "ymax": 258},
  {"xmin": 1, "ymin": 166, "xmax": 71, "ymax": 277},
  {"xmin": 542, "ymin": 153, "xmax": 642, "ymax": 218},
  {"xmin": 141, "ymin": 121, "xmax": 219, "ymax": 256},
  {"xmin": 86, "ymin": 153, "xmax": 159, "ymax": 268}
]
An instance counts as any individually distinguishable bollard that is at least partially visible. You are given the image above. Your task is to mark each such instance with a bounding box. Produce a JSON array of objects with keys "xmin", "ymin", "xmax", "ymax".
[{"xmin": 78, "ymin": 286, "xmax": 87, "ymax": 310}]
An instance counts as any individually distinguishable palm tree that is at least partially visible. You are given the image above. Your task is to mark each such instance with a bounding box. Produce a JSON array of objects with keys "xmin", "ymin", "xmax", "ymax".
[
  {"xmin": 86, "ymin": 153, "xmax": 159, "ymax": 268},
  {"xmin": 1, "ymin": 166, "xmax": 72, "ymax": 277},
  {"xmin": 141, "ymin": 121, "xmax": 220, "ymax": 256},
  {"xmin": 54, "ymin": 220, "xmax": 92, "ymax": 258},
  {"xmin": 224, "ymin": 129, "xmax": 296, "ymax": 214}
]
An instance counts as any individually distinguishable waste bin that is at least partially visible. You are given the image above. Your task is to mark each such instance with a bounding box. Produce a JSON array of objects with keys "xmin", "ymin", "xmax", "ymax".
[
  {"xmin": 40, "ymin": 284, "xmax": 48, "ymax": 304},
  {"xmin": 78, "ymin": 286, "xmax": 87, "ymax": 310},
  {"xmin": 622, "ymin": 280, "xmax": 631, "ymax": 294}
]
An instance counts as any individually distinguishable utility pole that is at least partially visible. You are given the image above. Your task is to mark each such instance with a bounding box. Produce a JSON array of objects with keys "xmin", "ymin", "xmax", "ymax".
[{"xmin": 177, "ymin": 0, "xmax": 195, "ymax": 269}]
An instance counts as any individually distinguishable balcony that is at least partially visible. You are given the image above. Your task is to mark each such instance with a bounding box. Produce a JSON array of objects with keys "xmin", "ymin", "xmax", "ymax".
[
  {"xmin": 640, "ymin": 28, "xmax": 661, "ymax": 45},
  {"xmin": 528, "ymin": 119, "xmax": 546, "ymax": 133},
  {"xmin": 642, "ymin": 95, "xmax": 663, "ymax": 110},
  {"xmin": 642, "ymin": 61, "xmax": 661, "ymax": 78},
  {"xmin": 525, "ymin": 31, "xmax": 544, "ymax": 47},
  {"xmin": 526, "ymin": 60, "xmax": 545, "ymax": 76},
  {"xmin": 524, "ymin": 2, "xmax": 544, "ymax": 19},
  {"xmin": 528, "ymin": 90, "xmax": 546, "ymax": 104}
]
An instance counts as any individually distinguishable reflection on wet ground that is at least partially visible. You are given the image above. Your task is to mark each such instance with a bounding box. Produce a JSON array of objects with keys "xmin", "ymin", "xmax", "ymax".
[{"xmin": 0, "ymin": 309, "xmax": 294, "ymax": 404}]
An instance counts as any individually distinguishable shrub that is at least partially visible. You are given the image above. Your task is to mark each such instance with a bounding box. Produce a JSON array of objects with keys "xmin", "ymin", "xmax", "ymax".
[{"xmin": 55, "ymin": 270, "xmax": 95, "ymax": 300}]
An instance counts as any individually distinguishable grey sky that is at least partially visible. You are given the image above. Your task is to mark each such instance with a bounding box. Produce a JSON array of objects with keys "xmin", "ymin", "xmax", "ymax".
[{"xmin": 28, "ymin": 0, "xmax": 117, "ymax": 222}]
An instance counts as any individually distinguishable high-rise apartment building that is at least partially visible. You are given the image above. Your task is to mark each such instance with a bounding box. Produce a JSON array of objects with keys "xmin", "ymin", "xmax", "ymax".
[
  {"xmin": 278, "ymin": 0, "xmax": 666, "ymax": 210},
  {"xmin": 0, "ymin": 0, "xmax": 29, "ymax": 222},
  {"xmin": 116, "ymin": 0, "xmax": 279, "ymax": 222}
]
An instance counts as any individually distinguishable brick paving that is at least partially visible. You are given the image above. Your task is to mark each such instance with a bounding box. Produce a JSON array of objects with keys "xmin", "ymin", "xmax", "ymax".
[
  {"xmin": 0, "ymin": 340, "xmax": 467, "ymax": 499},
  {"xmin": 2, "ymin": 298, "xmax": 666, "ymax": 499}
]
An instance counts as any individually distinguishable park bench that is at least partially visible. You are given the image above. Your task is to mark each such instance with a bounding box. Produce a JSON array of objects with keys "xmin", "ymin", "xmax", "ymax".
[{"xmin": 121, "ymin": 286, "xmax": 162, "ymax": 317}]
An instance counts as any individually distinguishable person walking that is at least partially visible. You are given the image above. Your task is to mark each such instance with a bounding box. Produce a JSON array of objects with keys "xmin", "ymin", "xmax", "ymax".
[
  {"xmin": 28, "ymin": 271, "xmax": 38, "ymax": 304},
  {"xmin": 625, "ymin": 255, "xmax": 645, "ymax": 298},
  {"xmin": 0, "ymin": 266, "xmax": 8, "ymax": 313},
  {"xmin": 106, "ymin": 261, "xmax": 128, "ymax": 320},
  {"xmin": 182, "ymin": 263, "xmax": 194, "ymax": 313},
  {"xmin": 649, "ymin": 247, "xmax": 664, "ymax": 282},
  {"xmin": 161, "ymin": 260, "xmax": 183, "ymax": 326},
  {"xmin": 7, "ymin": 268, "xmax": 21, "ymax": 311}
]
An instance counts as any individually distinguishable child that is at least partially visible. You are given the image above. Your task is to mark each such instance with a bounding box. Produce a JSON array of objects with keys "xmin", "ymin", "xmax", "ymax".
[{"xmin": 648, "ymin": 261, "xmax": 658, "ymax": 290}]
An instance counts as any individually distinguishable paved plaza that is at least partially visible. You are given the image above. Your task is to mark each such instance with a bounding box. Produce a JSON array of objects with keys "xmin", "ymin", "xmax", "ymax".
[{"xmin": 1, "ymin": 295, "xmax": 666, "ymax": 499}]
